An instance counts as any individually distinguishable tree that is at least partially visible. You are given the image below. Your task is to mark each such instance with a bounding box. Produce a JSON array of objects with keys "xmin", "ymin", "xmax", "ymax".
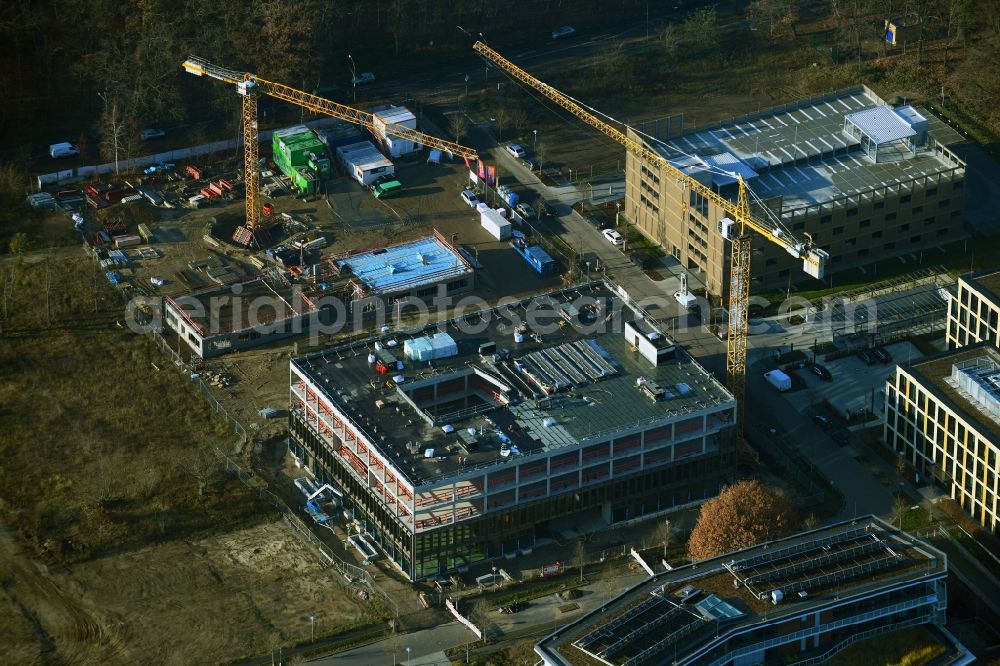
[
  {"xmin": 746, "ymin": 0, "xmax": 800, "ymax": 38},
  {"xmin": 661, "ymin": 24, "xmax": 682, "ymax": 60},
  {"xmin": 653, "ymin": 519, "xmax": 674, "ymax": 559},
  {"xmin": 493, "ymin": 106, "xmax": 511, "ymax": 142},
  {"xmin": 688, "ymin": 480, "xmax": 799, "ymax": 561},
  {"xmin": 9, "ymin": 232, "xmax": 30, "ymax": 272},
  {"xmin": 469, "ymin": 599, "xmax": 491, "ymax": 644},
  {"xmin": 573, "ymin": 539, "xmax": 586, "ymax": 583},
  {"xmin": 891, "ymin": 493, "xmax": 909, "ymax": 529},
  {"xmin": 449, "ymin": 112, "xmax": 470, "ymax": 143},
  {"xmin": 681, "ymin": 7, "xmax": 717, "ymax": 52}
]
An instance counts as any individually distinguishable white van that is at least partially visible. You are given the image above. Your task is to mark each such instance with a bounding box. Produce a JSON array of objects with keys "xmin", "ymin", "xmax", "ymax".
[{"xmin": 49, "ymin": 142, "xmax": 80, "ymax": 158}]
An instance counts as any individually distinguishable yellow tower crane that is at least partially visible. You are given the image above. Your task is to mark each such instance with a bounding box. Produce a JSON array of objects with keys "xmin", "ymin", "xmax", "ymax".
[
  {"xmin": 182, "ymin": 56, "xmax": 478, "ymax": 241},
  {"xmin": 472, "ymin": 41, "xmax": 828, "ymax": 436}
]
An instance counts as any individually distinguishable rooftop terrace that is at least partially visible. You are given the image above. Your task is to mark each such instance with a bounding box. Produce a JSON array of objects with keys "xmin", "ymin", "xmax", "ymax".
[
  {"xmin": 291, "ymin": 282, "xmax": 734, "ymax": 485},
  {"xmin": 541, "ymin": 517, "xmax": 946, "ymax": 666},
  {"xmin": 654, "ymin": 86, "xmax": 965, "ymax": 215}
]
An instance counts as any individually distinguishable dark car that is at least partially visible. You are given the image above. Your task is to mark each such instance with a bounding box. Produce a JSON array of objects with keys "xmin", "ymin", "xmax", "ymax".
[
  {"xmin": 857, "ymin": 350, "xmax": 877, "ymax": 365},
  {"xmin": 831, "ymin": 430, "xmax": 850, "ymax": 446},
  {"xmin": 810, "ymin": 363, "xmax": 833, "ymax": 381},
  {"xmin": 812, "ymin": 415, "xmax": 833, "ymax": 430},
  {"xmin": 872, "ymin": 347, "xmax": 893, "ymax": 364},
  {"xmin": 541, "ymin": 202, "xmax": 557, "ymax": 217}
]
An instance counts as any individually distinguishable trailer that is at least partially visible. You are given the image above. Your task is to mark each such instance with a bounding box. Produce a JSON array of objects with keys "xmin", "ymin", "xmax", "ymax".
[{"xmin": 764, "ymin": 369, "xmax": 792, "ymax": 392}]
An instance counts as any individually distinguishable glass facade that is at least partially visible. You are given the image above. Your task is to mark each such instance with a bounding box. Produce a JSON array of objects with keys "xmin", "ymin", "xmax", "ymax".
[{"xmin": 291, "ymin": 411, "xmax": 734, "ymax": 579}]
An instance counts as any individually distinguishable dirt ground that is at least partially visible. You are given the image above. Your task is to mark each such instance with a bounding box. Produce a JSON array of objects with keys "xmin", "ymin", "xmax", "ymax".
[{"xmin": 0, "ymin": 518, "xmax": 370, "ymax": 665}]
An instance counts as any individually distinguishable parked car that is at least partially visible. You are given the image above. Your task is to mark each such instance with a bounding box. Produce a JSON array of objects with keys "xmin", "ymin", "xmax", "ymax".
[
  {"xmin": 49, "ymin": 142, "xmax": 79, "ymax": 158},
  {"xmin": 831, "ymin": 430, "xmax": 850, "ymax": 445},
  {"xmin": 505, "ymin": 143, "xmax": 526, "ymax": 159},
  {"xmin": 872, "ymin": 347, "xmax": 893, "ymax": 364},
  {"xmin": 812, "ymin": 414, "xmax": 833, "ymax": 430},
  {"xmin": 140, "ymin": 128, "xmax": 166, "ymax": 141},
  {"xmin": 810, "ymin": 363, "xmax": 833, "ymax": 381},
  {"xmin": 515, "ymin": 202, "xmax": 536, "ymax": 219},
  {"xmin": 857, "ymin": 350, "xmax": 877, "ymax": 365},
  {"xmin": 602, "ymin": 229, "xmax": 624, "ymax": 245},
  {"xmin": 551, "ymin": 25, "xmax": 576, "ymax": 39},
  {"xmin": 520, "ymin": 159, "xmax": 536, "ymax": 171},
  {"xmin": 540, "ymin": 202, "xmax": 557, "ymax": 217},
  {"xmin": 460, "ymin": 189, "xmax": 480, "ymax": 207},
  {"xmin": 352, "ymin": 72, "xmax": 375, "ymax": 85}
]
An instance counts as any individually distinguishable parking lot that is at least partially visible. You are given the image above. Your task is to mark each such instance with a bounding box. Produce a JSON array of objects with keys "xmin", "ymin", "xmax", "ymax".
[{"xmin": 782, "ymin": 341, "xmax": 926, "ymax": 421}]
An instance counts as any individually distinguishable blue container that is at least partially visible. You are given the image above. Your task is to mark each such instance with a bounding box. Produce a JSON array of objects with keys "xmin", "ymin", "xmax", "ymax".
[{"xmin": 506, "ymin": 192, "xmax": 519, "ymax": 207}]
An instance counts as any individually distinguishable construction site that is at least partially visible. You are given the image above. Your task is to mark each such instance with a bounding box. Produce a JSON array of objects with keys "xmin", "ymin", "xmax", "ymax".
[{"xmin": 8, "ymin": 2, "xmax": 1000, "ymax": 663}]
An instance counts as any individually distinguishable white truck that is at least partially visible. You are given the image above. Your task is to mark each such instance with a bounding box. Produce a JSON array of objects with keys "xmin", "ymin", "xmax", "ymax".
[{"xmin": 764, "ymin": 369, "xmax": 792, "ymax": 392}]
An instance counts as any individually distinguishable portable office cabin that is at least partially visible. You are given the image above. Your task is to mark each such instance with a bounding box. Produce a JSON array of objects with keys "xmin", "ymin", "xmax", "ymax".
[
  {"xmin": 336, "ymin": 141, "xmax": 395, "ymax": 186},
  {"xmin": 481, "ymin": 208, "xmax": 511, "ymax": 241},
  {"xmin": 372, "ymin": 106, "xmax": 419, "ymax": 157}
]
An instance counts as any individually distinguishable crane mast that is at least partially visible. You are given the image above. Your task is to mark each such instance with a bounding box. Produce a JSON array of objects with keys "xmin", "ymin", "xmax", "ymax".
[
  {"xmin": 471, "ymin": 41, "xmax": 828, "ymax": 436},
  {"xmin": 182, "ymin": 56, "xmax": 478, "ymax": 240}
]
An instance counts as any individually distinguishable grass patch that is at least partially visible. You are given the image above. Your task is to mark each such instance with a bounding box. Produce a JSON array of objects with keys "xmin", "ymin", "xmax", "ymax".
[
  {"xmin": 825, "ymin": 626, "xmax": 946, "ymax": 666},
  {"xmin": 0, "ymin": 256, "xmax": 270, "ymax": 563},
  {"xmin": 948, "ymin": 527, "xmax": 1000, "ymax": 579}
]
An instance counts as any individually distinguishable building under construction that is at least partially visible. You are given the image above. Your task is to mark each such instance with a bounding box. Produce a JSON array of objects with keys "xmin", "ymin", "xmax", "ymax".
[
  {"xmin": 288, "ymin": 282, "xmax": 736, "ymax": 580},
  {"xmin": 626, "ymin": 85, "xmax": 966, "ymax": 298}
]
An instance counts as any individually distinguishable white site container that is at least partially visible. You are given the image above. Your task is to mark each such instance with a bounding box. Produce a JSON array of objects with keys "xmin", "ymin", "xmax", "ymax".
[{"xmin": 480, "ymin": 208, "xmax": 511, "ymax": 241}]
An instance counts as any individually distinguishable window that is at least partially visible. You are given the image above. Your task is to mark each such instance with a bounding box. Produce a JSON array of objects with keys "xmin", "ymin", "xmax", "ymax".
[
  {"xmin": 820, "ymin": 214, "xmax": 832, "ymax": 225},
  {"xmin": 926, "ymin": 187, "xmax": 938, "ymax": 196},
  {"xmin": 793, "ymin": 221, "xmax": 805, "ymax": 230},
  {"xmin": 911, "ymin": 234, "xmax": 922, "ymax": 243},
  {"xmin": 847, "ymin": 208, "xmax": 858, "ymax": 217},
  {"xmin": 872, "ymin": 231, "xmax": 883, "ymax": 239},
  {"xmin": 833, "ymin": 226, "xmax": 844, "ymax": 235},
  {"xmin": 845, "ymin": 238, "xmax": 857, "ymax": 246},
  {"xmin": 900, "ymin": 194, "xmax": 912, "ymax": 203},
  {"xmin": 765, "ymin": 258, "xmax": 777, "ymax": 267},
  {"xmin": 860, "ymin": 219, "xmax": 871, "ymax": 228},
  {"xmin": 937, "ymin": 228, "xmax": 949, "ymax": 236},
  {"xmin": 884, "ymin": 242, "xmax": 896, "ymax": 250},
  {"xmin": 898, "ymin": 223, "xmax": 910, "ymax": 232},
  {"xmin": 951, "ymin": 209, "xmax": 962, "ymax": 218},
  {"xmin": 832, "ymin": 255, "xmax": 843, "ymax": 263},
  {"xmin": 938, "ymin": 198, "xmax": 951, "ymax": 208},
  {"xmin": 885, "ymin": 212, "xmax": 897, "ymax": 221},
  {"xmin": 874, "ymin": 201, "xmax": 885, "ymax": 210},
  {"xmin": 859, "ymin": 248, "xmax": 870, "ymax": 256},
  {"xmin": 912, "ymin": 206, "xmax": 923, "ymax": 215},
  {"xmin": 778, "ymin": 269, "xmax": 790, "ymax": 278},
  {"xmin": 924, "ymin": 216, "xmax": 936, "ymax": 226},
  {"xmin": 953, "ymin": 181, "xmax": 963, "ymax": 190}
]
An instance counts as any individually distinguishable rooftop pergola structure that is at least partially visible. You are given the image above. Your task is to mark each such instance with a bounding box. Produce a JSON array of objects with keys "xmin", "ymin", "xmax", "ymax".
[{"xmin": 843, "ymin": 105, "xmax": 927, "ymax": 163}]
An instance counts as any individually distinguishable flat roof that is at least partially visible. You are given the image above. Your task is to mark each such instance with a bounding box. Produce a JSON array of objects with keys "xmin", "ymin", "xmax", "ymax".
[
  {"xmin": 539, "ymin": 517, "xmax": 946, "ymax": 666},
  {"xmin": 337, "ymin": 141, "xmax": 393, "ymax": 170},
  {"xmin": 964, "ymin": 269, "xmax": 1000, "ymax": 304},
  {"xmin": 654, "ymin": 87, "xmax": 965, "ymax": 212},
  {"xmin": 168, "ymin": 276, "xmax": 315, "ymax": 336},
  {"xmin": 373, "ymin": 105, "xmax": 416, "ymax": 125},
  {"xmin": 334, "ymin": 235, "xmax": 473, "ymax": 295},
  {"xmin": 909, "ymin": 344, "xmax": 1000, "ymax": 441},
  {"xmin": 292, "ymin": 283, "xmax": 734, "ymax": 485}
]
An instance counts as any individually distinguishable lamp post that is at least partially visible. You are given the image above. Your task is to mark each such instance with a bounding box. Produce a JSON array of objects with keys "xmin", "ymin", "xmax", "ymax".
[
  {"xmin": 348, "ymin": 54, "xmax": 357, "ymax": 102},
  {"xmin": 615, "ymin": 201, "xmax": 622, "ymax": 227},
  {"xmin": 406, "ymin": 646, "xmax": 412, "ymax": 666},
  {"xmin": 532, "ymin": 129, "xmax": 538, "ymax": 154},
  {"xmin": 310, "ymin": 614, "xmax": 316, "ymax": 642}
]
